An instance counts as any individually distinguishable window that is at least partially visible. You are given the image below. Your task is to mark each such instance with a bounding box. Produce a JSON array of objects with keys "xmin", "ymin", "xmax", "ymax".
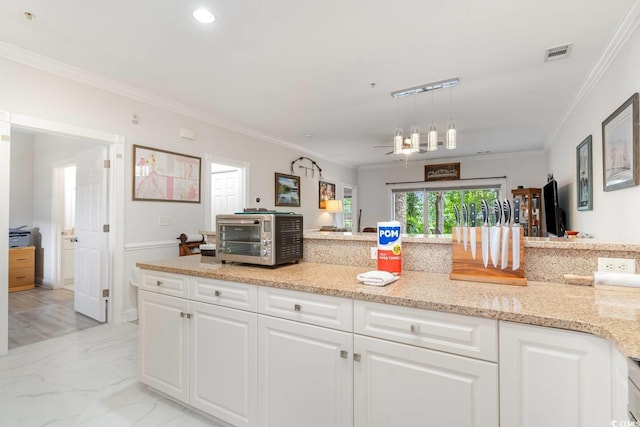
[
  {"xmin": 392, "ymin": 183, "xmax": 502, "ymax": 234},
  {"xmin": 343, "ymin": 186, "xmax": 353, "ymax": 230}
]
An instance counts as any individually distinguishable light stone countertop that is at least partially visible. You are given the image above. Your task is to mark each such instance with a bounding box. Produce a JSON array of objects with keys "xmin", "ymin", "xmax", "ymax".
[{"xmin": 137, "ymin": 256, "xmax": 640, "ymax": 359}]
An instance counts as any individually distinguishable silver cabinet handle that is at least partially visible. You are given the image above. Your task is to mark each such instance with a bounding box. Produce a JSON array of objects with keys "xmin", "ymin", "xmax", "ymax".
[
  {"xmin": 353, "ymin": 353, "xmax": 361, "ymax": 362},
  {"xmin": 294, "ymin": 304, "xmax": 301, "ymax": 312},
  {"xmin": 340, "ymin": 350, "xmax": 348, "ymax": 359},
  {"xmin": 186, "ymin": 313, "xmax": 192, "ymax": 319},
  {"xmin": 410, "ymin": 324, "xmax": 420, "ymax": 333},
  {"xmin": 214, "ymin": 290, "xmax": 221, "ymax": 297},
  {"xmin": 180, "ymin": 312, "xmax": 186, "ymax": 318},
  {"xmin": 156, "ymin": 280, "xmax": 162, "ymax": 286}
]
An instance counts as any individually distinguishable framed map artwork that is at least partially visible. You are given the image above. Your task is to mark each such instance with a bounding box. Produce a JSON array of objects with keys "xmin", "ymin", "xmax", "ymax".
[{"xmin": 133, "ymin": 145, "xmax": 201, "ymax": 203}]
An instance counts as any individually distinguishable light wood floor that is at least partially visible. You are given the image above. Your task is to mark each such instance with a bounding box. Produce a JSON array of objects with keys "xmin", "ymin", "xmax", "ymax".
[{"xmin": 8, "ymin": 286, "xmax": 102, "ymax": 349}]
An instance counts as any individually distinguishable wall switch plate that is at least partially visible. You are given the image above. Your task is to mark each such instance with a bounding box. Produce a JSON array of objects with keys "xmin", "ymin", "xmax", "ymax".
[
  {"xmin": 158, "ymin": 216, "xmax": 172, "ymax": 226},
  {"xmin": 597, "ymin": 257, "xmax": 636, "ymax": 273},
  {"xmin": 370, "ymin": 247, "xmax": 378, "ymax": 260}
]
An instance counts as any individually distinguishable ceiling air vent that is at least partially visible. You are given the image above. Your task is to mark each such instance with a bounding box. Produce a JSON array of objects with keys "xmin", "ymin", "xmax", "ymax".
[{"xmin": 544, "ymin": 43, "xmax": 573, "ymax": 62}]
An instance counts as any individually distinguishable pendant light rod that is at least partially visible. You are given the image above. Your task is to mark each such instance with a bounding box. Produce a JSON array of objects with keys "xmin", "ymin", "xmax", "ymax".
[{"xmin": 391, "ymin": 77, "xmax": 459, "ymax": 99}]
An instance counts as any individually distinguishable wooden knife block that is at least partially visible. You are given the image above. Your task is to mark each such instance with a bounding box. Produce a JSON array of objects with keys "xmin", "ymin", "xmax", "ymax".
[{"xmin": 450, "ymin": 227, "xmax": 527, "ymax": 286}]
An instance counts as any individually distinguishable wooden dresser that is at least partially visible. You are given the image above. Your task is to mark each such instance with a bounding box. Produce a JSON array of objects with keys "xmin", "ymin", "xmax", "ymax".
[{"xmin": 9, "ymin": 246, "xmax": 35, "ymax": 292}]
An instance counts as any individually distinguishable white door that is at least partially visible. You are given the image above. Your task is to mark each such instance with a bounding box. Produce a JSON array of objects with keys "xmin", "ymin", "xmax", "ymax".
[
  {"xmin": 138, "ymin": 290, "xmax": 190, "ymax": 403},
  {"xmin": 500, "ymin": 321, "xmax": 611, "ymax": 427},
  {"xmin": 190, "ymin": 301, "xmax": 258, "ymax": 427},
  {"xmin": 74, "ymin": 145, "xmax": 108, "ymax": 321},
  {"xmin": 354, "ymin": 334, "xmax": 498, "ymax": 427},
  {"xmin": 258, "ymin": 315, "xmax": 353, "ymax": 427},
  {"xmin": 211, "ymin": 164, "xmax": 243, "ymax": 225}
]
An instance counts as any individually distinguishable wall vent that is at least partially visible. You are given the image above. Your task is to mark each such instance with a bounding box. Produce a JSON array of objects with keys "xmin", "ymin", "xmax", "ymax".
[{"xmin": 544, "ymin": 43, "xmax": 573, "ymax": 62}]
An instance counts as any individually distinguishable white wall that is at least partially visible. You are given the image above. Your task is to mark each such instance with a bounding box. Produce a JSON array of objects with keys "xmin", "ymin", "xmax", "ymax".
[
  {"xmin": 0, "ymin": 56, "xmax": 357, "ymax": 321},
  {"xmin": 358, "ymin": 151, "xmax": 547, "ymax": 229},
  {"xmin": 9, "ymin": 132, "xmax": 34, "ymax": 228},
  {"xmin": 546, "ymin": 23, "xmax": 640, "ymax": 242}
]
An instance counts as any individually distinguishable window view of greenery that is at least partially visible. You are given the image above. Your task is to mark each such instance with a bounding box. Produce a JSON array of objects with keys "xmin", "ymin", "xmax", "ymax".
[{"xmin": 394, "ymin": 187, "xmax": 500, "ymax": 234}]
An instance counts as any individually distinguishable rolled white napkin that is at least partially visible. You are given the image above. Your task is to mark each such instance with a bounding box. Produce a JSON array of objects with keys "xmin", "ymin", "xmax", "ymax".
[
  {"xmin": 184, "ymin": 233, "xmax": 204, "ymax": 243},
  {"xmin": 593, "ymin": 271, "xmax": 640, "ymax": 288},
  {"xmin": 356, "ymin": 270, "xmax": 399, "ymax": 287}
]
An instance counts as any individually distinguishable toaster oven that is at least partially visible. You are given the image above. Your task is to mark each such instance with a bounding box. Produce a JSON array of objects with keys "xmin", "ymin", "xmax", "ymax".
[{"xmin": 216, "ymin": 213, "xmax": 303, "ymax": 266}]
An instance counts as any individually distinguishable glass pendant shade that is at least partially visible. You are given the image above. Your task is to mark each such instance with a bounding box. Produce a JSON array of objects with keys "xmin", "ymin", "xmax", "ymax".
[
  {"xmin": 427, "ymin": 124, "xmax": 438, "ymax": 151},
  {"xmin": 446, "ymin": 121, "xmax": 457, "ymax": 149},
  {"xmin": 410, "ymin": 125, "xmax": 420, "ymax": 153},
  {"xmin": 393, "ymin": 128, "xmax": 403, "ymax": 154}
]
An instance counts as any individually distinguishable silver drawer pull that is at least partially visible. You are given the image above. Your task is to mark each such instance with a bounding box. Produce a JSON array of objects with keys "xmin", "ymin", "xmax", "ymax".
[
  {"xmin": 410, "ymin": 324, "xmax": 420, "ymax": 333},
  {"xmin": 294, "ymin": 304, "xmax": 301, "ymax": 312},
  {"xmin": 340, "ymin": 350, "xmax": 348, "ymax": 359},
  {"xmin": 186, "ymin": 313, "xmax": 192, "ymax": 319},
  {"xmin": 214, "ymin": 290, "xmax": 221, "ymax": 297},
  {"xmin": 353, "ymin": 353, "xmax": 361, "ymax": 362},
  {"xmin": 156, "ymin": 280, "xmax": 162, "ymax": 286},
  {"xmin": 180, "ymin": 311, "xmax": 186, "ymax": 318}
]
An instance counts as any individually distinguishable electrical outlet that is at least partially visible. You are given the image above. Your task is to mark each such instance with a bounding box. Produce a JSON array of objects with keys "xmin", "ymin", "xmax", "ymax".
[
  {"xmin": 158, "ymin": 216, "xmax": 172, "ymax": 226},
  {"xmin": 370, "ymin": 247, "xmax": 378, "ymax": 260},
  {"xmin": 597, "ymin": 257, "xmax": 636, "ymax": 273}
]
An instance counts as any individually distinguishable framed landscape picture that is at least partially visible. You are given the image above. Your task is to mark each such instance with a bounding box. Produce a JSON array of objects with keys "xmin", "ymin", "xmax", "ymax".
[
  {"xmin": 576, "ymin": 135, "xmax": 592, "ymax": 211},
  {"xmin": 602, "ymin": 93, "xmax": 639, "ymax": 192},
  {"xmin": 319, "ymin": 181, "xmax": 335, "ymax": 209},
  {"xmin": 275, "ymin": 173, "xmax": 300, "ymax": 207},
  {"xmin": 133, "ymin": 145, "xmax": 201, "ymax": 203}
]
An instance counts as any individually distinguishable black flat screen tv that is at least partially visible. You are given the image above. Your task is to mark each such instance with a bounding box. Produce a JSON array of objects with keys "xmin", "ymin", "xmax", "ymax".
[{"xmin": 543, "ymin": 179, "xmax": 566, "ymax": 237}]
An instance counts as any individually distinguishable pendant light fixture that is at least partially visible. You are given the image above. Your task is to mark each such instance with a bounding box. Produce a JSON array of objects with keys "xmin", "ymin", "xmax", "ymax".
[
  {"xmin": 446, "ymin": 86, "xmax": 457, "ymax": 150},
  {"xmin": 393, "ymin": 98, "xmax": 404, "ymax": 155},
  {"xmin": 427, "ymin": 91, "xmax": 438, "ymax": 151},
  {"xmin": 409, "ymin": 95, "xmax": 420, "ymax": 153}
]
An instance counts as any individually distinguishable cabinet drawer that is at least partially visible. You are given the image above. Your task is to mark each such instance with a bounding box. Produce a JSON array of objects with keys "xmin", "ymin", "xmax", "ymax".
[
  {"xmin": 9, "ymin": 266, "xmax": 34, "ymax": 286},
  {"xmin": 9, "ymin": 248, "xmax": 34, "ymax": 268},
  {"xmin": 191, "ymin": 277, "xmax": 257, "ymax": 311},
  {"xmin": 140, "ymin": 270, "xmax": 189, "ymax": 298},
  {"xmin": 258, "ymin": 287, "xmax": 353, "ymax": 332},
  {"xmin": 354, "ymin": 300, "xmax": 497, "ymax": 362}
]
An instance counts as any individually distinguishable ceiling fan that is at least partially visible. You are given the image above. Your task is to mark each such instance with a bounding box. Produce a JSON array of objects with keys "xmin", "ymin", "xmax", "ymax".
[{"xmin": 373, "ymin": 141, "xmax": 444, "ymax": 155}]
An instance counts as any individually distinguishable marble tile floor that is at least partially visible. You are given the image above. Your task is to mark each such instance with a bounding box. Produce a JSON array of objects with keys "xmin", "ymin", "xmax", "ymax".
[{"xmin": 0, "ymin": 322, "xmax": 227, "ymax": 427}]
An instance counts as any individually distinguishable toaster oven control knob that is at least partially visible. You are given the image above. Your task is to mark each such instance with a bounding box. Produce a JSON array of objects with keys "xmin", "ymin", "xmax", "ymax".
[{"xmin": 262, "ymin": 249, "xmax": 268, "ymax": 256}]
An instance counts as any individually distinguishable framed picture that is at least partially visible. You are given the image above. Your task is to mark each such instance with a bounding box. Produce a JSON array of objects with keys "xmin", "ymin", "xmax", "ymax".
[
  {"xmin": 602, "ymin": 92, "xmax": 639, "ymax": 192},
  {"xmin": 275, "ymin": 173, "xmax": 300, "ymax": 207},
  {"xmin": 319, "ymin": 181, "xmax": 336, "ymax": 209},
  {"xmin": 133, "ymin": 145, "xmax": 201, "ymax": 203},
  {"xmin": 425, "ymin": 162, "xmax": 461, "ymax": 181},
  {"xmin": 576, "ymin": 135, "xmax": 592, "ymax": 211}
]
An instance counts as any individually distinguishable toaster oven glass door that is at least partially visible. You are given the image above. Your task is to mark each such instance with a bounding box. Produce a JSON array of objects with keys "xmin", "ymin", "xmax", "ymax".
[{"xmin": 218, "ymin": 220, "xmax": 263, "ymax": 258}]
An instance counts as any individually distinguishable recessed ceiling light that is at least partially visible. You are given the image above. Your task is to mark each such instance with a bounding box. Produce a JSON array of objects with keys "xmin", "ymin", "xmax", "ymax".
[{"xmin": 193, "ymin": 8, "xmax": 215, "ymax": 24}]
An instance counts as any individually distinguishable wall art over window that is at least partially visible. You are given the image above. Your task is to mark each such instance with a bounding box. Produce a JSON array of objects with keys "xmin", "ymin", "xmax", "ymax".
[
  {"xmin": 576, "ymin": 135, "xmax": 593, "ymax": 211},
  {"xmin": 425, "ymin": 162, "xmax": 461, "ymax": 181},
  {"xmin": 275, "ymin": 173, "xmax": 300, "ymax": 207},
  {"xmin": 602, "ymin": 93, "xmax": 639, "ymax": 192},
  {"xmin": 133, "ymin": 145, "xmax": 201, "ymax": 203}
]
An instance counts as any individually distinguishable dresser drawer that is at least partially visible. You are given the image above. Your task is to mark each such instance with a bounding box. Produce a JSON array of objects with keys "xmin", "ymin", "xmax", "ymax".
[
  {"xmin": 9, "ymin": 247, "xmax": 34, "ymax": 269},
  {"xmin": 354, "ymin": 300, "xmax": 498, "ymax": 361},
  {"xmin": 258, "ymin": 287, "xmax": 353, "ymax": 332},
  {"xmin": 191, "ymin": 277, "xmax": 257, "ymax": 311},
  {"xmin": 140, "ymin": 270, "xmax": 189, "ymax": 298},
  {"xmin": 9, "ymin": 266, "xmax": 34, "ymax": 286}
]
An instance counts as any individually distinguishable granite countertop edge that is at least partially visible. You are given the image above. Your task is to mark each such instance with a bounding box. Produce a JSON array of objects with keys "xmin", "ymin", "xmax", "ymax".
[{"xmin": 136, "ymin": 257, "xmax": 640, "ymax": 359}]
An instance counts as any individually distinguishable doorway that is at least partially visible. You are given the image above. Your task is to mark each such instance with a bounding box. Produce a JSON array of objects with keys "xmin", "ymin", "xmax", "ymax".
[
  {"xmin": 1, "ymin": 113, "xmax": 125, "ymax": 356},
  {"xmin": 211, "ymin": 161, "xmax": 247, "ymax": 227}
]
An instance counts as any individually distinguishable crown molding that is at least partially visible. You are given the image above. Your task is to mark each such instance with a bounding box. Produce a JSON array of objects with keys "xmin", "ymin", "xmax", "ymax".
[
  {"xmin": 545, "ymin": 0, "xmax": 640, "ymax": 148},
  {"xmin": 0, "ymin": 41, "xmax": 354, "ymax": 168}
]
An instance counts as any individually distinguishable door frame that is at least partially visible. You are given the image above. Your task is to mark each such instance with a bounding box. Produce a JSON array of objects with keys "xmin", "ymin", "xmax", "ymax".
[
  {"xmin": 52, "ymin": 161, "xmax": 77, "ymax": 290},
  {"xmin": 0, "ymin": 112, "xmax": 125, "ymax": 355}
]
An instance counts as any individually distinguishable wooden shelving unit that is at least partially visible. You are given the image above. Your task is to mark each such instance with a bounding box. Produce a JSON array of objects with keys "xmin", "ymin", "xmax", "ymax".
[
  {"xmin": 9, "ymin": 246, "xmax": 35, "ymax": 292},
  {"xmin": 511, "ymin": 188, "xmax": 542, "ymax": 237}
]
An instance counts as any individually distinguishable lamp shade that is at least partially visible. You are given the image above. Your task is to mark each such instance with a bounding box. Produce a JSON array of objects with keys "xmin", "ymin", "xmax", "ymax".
[{"xmin": 325, "ymin": 199, "xmax": 343, "ymax": 213}]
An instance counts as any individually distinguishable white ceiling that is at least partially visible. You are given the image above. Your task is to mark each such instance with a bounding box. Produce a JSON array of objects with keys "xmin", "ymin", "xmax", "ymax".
[{"xmin": 0, "ymin": 0, "xmax": 636, "ymax": 167}]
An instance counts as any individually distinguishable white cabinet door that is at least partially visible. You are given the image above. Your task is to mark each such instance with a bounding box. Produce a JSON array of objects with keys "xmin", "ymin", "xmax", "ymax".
[
  {"xmin": 190, "ymin": 301, "xmax": 258, "ymax": 427},
  {"xmin": 258, "ymin": 315, "xmax": 353, "ymax": 427},
  {"xmin": 354, "ymin": 334, "xmax": 498, "ymax": 427},
  {"xmin": 500, "ymin": 321, "xmax": 611, "ymax": 427},
  {"xmin": 138, "ymin": 290, "xmax": 189, "ymax": 403}
]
